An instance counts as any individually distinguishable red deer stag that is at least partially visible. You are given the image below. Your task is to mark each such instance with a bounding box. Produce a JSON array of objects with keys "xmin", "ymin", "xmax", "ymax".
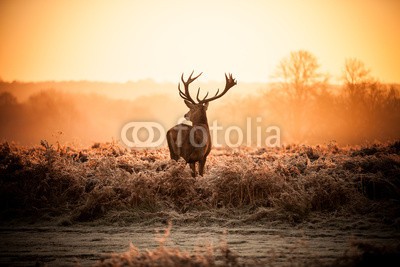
[{"xmin": 166, "ymin": 71, "xmax": 237, "ymax": 177}]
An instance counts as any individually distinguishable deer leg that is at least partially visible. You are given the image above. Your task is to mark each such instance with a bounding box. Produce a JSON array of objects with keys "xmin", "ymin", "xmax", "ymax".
[
  {"xmin": 189, "ymin": 163, "xmax": 197, "ymax": 177},
  {"xmin": 167, "ymin": 132, "xmax": 179, "ymax": 160},
  {"xmin": 199, "ymin": 158, "xmax": 206, "ymax": 176}
]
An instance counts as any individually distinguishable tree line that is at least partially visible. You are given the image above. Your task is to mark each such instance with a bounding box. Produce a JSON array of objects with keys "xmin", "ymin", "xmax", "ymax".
[
  {"xmin": 214, "ymin": 50, "xmax": 400, "ymax": 145},
  {"xmin": 0, "ymin": 50, "xmax": 399, "ymax": 146}
]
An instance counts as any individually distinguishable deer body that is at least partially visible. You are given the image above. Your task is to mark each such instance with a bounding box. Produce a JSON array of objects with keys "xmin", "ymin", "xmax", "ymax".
[{"xmin": 166, "ymin": 72, "xmax": 237, "ymax": 177}]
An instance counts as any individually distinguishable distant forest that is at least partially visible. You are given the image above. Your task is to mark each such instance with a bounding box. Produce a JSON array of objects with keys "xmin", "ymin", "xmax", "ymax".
[{"xmin": 1, "ymin": 51, "xmax": 399, "ymax": 146}]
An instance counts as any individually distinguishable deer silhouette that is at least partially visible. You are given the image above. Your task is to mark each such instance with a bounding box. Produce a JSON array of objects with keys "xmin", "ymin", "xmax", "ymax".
[{"xmin": 166, "ymin": 71, "xmax": 237, "ymax": 177}]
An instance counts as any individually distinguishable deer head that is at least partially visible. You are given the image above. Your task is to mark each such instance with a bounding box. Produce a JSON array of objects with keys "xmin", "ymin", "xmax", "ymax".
[{"xmin": 179, "ymin": 71, "xmax": 237, "ymax": 125}]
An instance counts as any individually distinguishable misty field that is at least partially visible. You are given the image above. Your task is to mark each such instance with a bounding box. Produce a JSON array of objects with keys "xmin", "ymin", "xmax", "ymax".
[{"xmin": 0, "ymin": 141, "xmax": 400, "ymax": 266}]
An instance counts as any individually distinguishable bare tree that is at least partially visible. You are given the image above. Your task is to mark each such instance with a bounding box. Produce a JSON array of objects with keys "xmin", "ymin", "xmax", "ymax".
[
  {"xmin": 274, "ymin": 50, "xmax": 327, "ymax": 104},
  {"xmin": 342, "ymin": 58, "xmax": 374, "ymax": 105},
  {"xmin": 0, "ymin": 92, "xmax": 18, "ymax": 106},
  {"xmin": 271, "ymin": 50, "xmax": 328, "ymax": 142},
  {"xmin": 341, "ymin": 58, "xmax": 400, "ymax": 142}
]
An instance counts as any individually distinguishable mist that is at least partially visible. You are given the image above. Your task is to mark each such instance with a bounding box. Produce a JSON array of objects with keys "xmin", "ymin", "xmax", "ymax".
[
  {"xmin": 0, "ymin": 88, "xmax": 184, "ymax": 146},
  {"xmin": 214, "ymin": 82, "xmax": 400, "ymax": 146},
  {"xmin": 0, "ymin": 78, "xmax": 399, "ymax": 147}
]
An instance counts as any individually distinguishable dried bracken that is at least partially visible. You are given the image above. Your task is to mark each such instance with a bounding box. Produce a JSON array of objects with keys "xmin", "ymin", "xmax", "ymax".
[
  {"xmin": 94, "ymin": 223, "xmax": 233, "ymax": 267},
  {"xmin": 0, "ymin": 141, "xmax": 399, "ymax": 225}
]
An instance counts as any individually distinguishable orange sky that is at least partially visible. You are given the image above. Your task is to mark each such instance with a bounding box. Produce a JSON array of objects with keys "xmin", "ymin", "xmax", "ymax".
[{"xmin": 0, "ymin": 0, "xmax": 399, "ymax": 83}]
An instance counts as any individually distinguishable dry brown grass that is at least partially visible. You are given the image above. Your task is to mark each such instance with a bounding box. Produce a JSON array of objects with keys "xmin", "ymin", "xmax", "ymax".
[
  {"xmin": 94, "ymin": 222, "xmax": 400, "ymax": 267},
  {"xmin": 0, "ymin": 141, "xmax": 399, "ymax": 225},
  {"xmin": 94, "ymin": 222, "xmax": 245, "ymax": 267}
]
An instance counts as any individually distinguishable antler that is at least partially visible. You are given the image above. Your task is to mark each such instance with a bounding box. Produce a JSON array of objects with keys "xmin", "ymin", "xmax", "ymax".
[
  {"xmin": 178, "ymin": 72, "xmax": 237, "ymax": 104},
  {"xmin": 197, "ymin": 73, "xmax": 237, "ymax": 103},
  {"xmin": 178, "ymin": 71, "xmax": 202, "ymax": 104}
]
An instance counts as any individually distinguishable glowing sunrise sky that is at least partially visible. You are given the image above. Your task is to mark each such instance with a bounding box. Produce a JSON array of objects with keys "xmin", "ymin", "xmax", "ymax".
[{"xmin": 0, "ymin": 0, "xmax": 399, "ymax": 83}]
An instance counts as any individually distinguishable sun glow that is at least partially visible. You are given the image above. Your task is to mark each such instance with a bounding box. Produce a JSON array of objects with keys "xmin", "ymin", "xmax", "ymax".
[{"xmin": 0, "ymin": 0, "xmax": 399, "ymax": 83}]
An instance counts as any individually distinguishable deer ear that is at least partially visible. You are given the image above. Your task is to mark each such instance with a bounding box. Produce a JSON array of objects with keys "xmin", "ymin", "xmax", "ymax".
[
  {"xmin": 184, "ymin": 100, "xmax": 195, "ymax": 109},
  {"xmin": 203, "ymin": 102, "xmax": 209, "ymax": 110}
]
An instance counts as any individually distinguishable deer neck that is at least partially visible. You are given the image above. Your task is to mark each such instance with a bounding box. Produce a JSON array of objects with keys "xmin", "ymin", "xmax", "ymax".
[{"xmin": 192, "ymin": 111, "xmax": 209, "ymax": 128}]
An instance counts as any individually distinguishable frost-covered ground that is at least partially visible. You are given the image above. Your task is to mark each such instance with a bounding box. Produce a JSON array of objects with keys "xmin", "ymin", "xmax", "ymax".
[{"xmin": 0, "ymin": 141, "xmax": 399, "ymax": 266}]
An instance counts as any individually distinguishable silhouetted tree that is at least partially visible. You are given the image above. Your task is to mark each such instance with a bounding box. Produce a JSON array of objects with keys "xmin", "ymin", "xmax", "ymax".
[
  {"xmin": 270, "ymin": 50, "xmax": 328, "ymax": 142},
  {"xmin": 342, "ymin": 58, "xmax": 374, "ymax": 105},
  {"xmin": 274, "ymin": 50, "xmax": 328, "ymax": 103},
  {"xmin": 0, "ymin": 92, "xmax": 17, "ymax": 106},
  {"xmin": 341, "ymin": 58, "xmax": 400, "ymax": 142}
]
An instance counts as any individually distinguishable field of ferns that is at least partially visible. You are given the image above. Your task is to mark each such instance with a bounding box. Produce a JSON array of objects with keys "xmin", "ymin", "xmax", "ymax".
[{"xmin": 1, "ymin": 140, "xmax": 400, "ymax": 266}]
